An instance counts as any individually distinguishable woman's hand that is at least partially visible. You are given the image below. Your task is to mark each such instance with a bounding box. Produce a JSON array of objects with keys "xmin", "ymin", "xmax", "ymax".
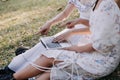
[
  {"xmin": 37, "ymin": 22, "xmax": 51, "ymax": 35},
  {"xmin": 60, "ymin": 20, "xmax": 78, "ymax": 29},
  {"xmin": 53, "ymin": 31, "xmax": 72, "ymax": 43}
]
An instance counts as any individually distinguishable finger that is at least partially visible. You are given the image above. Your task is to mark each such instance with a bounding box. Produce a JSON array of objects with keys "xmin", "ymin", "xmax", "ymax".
[
  {"xmin": 41, "ymin": 28, "xmax": 49, "ymax": 35},
  {"xmin": 59, "ymin": 21, "xmax": 71, "ymax": 28},
  {"xmin": 65, "ymin": 21, "xmax": 71, "ymax": 24},
  {"xmin": 52, "ymin": 37, "xmax": 59, "ymax": 43},
  {"xmin": 67, "ymin": 25, "xmax": 74, "ymax": 29},
  {"xmin": 58, "ymin": 38, "xmax": 66, "ymax": 43},
  {"xmin": 44, "ymin": 30, "xmax": 49, "ymax": 35},
  {"xmin": 67, "ymin": 21, "xmax": 76, "ymax": 28},
  {"xmin": 53, "ymin": 35, "xmax": 63, "ymax": 42},
  {"xmin": 56, "ymin": 36, "xmax": 66, "ymax": 42},
  {"xmin": 53, "ymin": 38, "xmax": 64, "ymax": 43},
  {"xmin": 35, "ymin": 31, "xmax": 41, "ymax": 35},
  {"xmin": 67, "ymin": 23, "xmax": 74, "ymax": 28},
  {"xmin": 58, "ymin": 39, "xmax": 67, "ymax": 43},
  {"xmin": 36, "ymin": 29, "xmax": 43, "ymax": 35},
  {"xmin": 59, "ymin": 23, "xmax": 67, "ymax": 28}
]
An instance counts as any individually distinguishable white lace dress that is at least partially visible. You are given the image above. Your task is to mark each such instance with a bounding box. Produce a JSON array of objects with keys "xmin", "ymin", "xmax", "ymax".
[{"xmin": 46, "ymin": 0, "xmax": 120, "ymax": 80}]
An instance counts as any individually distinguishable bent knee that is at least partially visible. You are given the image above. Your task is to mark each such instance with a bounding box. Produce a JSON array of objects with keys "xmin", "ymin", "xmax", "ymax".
[{"xmin": 40, "ymin": 55, "xmax": 54, "ymax": 64}]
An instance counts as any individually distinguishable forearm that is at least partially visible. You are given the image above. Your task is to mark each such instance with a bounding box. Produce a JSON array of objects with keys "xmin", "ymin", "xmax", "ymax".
[
  {"xmin": 48, "ymin": 4, "xmax": 75, "ymax": 26},
  {"xmin": 73, "ymin": 18, "xmax": 90, "ymax": 27},
  {"xmin": 69, "ymin": 28, "xmax": 91, "ymax": 35},
  {"xmin": 77, "ymin": 43, "xmax": 95, "ymax": 53},
  {"xmin": 47, "ymin": 12, "xmax": 69, "ymax": 25},
  {"xmin": 62, "ymin": 43, "xmax": 95, "ymax": 53}
]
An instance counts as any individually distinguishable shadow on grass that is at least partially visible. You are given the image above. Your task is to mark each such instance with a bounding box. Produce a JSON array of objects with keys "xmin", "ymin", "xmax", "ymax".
[{"xmin": 0, "ymin": 0, "xmax": 67, "ymax": 17}]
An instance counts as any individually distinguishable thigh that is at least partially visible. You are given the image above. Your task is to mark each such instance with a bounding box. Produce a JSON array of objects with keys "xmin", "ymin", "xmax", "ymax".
[
  {"xmin": 36, "ymin": 72, "xmax": 50, "ymax": 80},
  {"xmin": 22, "ymin": 42, "xmax": 46, "ymax": 60},
  {"xmin": 13, "ymin": 55, "xmax": 53, "ymax": 80}
]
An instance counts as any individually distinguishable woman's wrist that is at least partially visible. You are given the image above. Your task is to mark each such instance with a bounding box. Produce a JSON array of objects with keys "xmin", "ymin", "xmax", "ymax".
[{"xmin": 47, "ymin": 21, "xmax": 52, "ymax": 25}]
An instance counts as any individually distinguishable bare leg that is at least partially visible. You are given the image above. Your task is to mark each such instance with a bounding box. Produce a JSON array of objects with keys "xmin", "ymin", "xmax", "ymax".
[
  {"xmin": 36, "ymin": 72, "xmax": 50, "ymax": 80},
  {"xmin": 13, "ymin": 55, "xmax": 54, "ymax": 80}
]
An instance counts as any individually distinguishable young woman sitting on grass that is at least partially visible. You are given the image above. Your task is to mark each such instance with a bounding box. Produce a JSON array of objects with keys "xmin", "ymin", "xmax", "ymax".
[{"xmin": 0, "ymin": 0, "xmax": 97, "ymax": 80}]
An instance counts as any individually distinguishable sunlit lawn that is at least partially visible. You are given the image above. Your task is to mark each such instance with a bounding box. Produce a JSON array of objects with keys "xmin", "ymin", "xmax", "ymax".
[
  {"xmin": 0, "ymin": 0, "xmax": 120, "ymax": 80},
  {"xmin": 0, "ymin": 0, "xmax": 70, "ymax": 66}
]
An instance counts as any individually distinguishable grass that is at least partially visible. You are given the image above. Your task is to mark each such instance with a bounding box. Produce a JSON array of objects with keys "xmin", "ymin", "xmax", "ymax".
[
  {"xmin": 0, "ymin": 0, "xmax": 120, "ymax": 79},
  {"xmin": 0, "ymin": 0, "xmax": 72, "ymax": 66}
]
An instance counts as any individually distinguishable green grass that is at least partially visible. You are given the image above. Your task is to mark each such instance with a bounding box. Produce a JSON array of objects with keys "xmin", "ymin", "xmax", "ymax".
[
  {"xmin": 0, "ymin": 0, "xmax": 70, "ymax": 66},
  {"xmin": 0, "ymin": 0, "xmax": 120, "ymax": 79}
]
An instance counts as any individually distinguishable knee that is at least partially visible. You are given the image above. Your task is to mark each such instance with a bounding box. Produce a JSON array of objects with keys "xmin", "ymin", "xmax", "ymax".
[{"xmin": 40, "ymin": 55, "xmax": 54, "ymax": 64}]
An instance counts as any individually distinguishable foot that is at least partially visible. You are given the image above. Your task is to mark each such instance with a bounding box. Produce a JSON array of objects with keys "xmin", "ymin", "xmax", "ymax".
[
  {"xmin": 0, "ymin": 66, "xmax": 15, "ymax": 80},
  {"xmin": 15, "ymin": 47, "xmax": 28, "ymax": 56},
  {"xmin": 0, "ymin": 73, "xmax": 13, "ymax": 80}
]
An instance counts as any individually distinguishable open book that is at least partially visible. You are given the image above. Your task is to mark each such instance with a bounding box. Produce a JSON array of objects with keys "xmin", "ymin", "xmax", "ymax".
[{"xmin": 40, "ymin": 36, "xmax": 71, "ymax": 49}]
